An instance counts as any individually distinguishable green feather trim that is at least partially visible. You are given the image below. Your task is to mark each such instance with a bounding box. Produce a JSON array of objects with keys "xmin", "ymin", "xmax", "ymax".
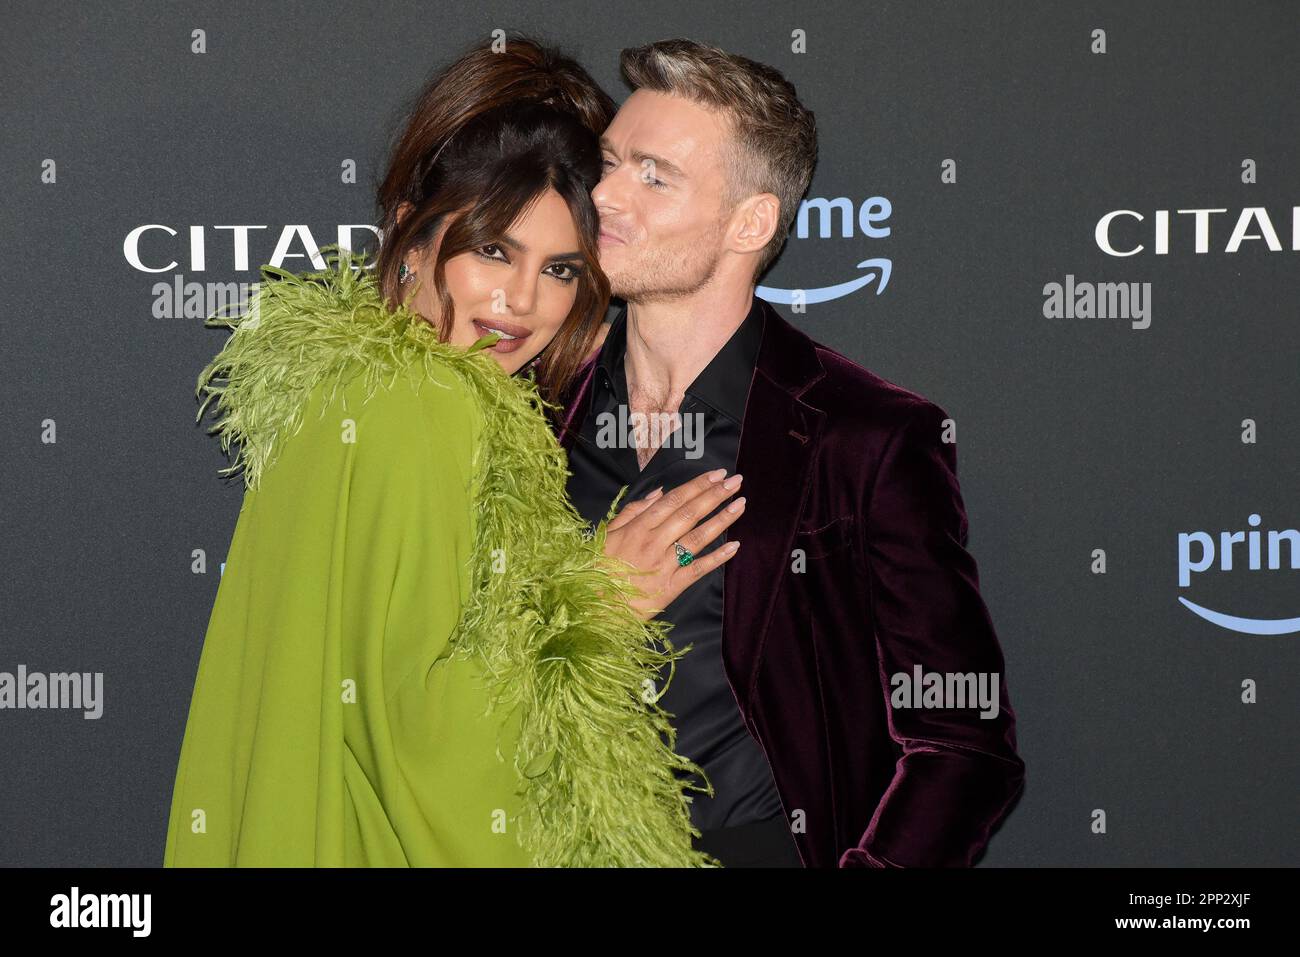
[{"xmin": 195, "ymin": 244, "xmax": 719, "ymax": 867}]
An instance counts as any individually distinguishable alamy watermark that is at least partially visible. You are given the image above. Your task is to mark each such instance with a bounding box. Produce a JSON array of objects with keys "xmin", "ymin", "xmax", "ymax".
[
  {"xmin": 595, "ymin": 405, "xmax": 705, "ymax": 459},
  {"xmin": 890, "ymin": 665, "xmax": 1000, "ymax": 719},
  {"xmin": 0, "ymin": 665, "xmax": 104, "ymax": 719},
  {"xmin": 151, "ymin": 276, "xmax": 261, "ymax": 321}
]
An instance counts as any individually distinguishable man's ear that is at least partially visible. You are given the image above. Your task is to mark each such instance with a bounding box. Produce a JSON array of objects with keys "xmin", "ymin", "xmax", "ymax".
[{"xmin": 731, "ymin": 193, "xmax": 780, "ymax": 255}]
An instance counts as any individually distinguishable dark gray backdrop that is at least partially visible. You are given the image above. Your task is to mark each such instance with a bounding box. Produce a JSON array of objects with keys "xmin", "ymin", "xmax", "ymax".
[{"xmin": 2, "ymin": 0, "xmax": 1297, "ymax": 866}]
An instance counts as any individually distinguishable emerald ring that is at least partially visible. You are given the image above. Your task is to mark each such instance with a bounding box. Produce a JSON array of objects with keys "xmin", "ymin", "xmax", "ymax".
[{"xmin": 674, "ymin": 542, "xmax": 694, "ymax": 567}]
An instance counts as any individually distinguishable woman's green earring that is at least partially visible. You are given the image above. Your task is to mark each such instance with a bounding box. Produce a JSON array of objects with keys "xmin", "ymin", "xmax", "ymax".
[{"xmin": 398, "ymin": 261, "xmax": 414, "ymax": 285}]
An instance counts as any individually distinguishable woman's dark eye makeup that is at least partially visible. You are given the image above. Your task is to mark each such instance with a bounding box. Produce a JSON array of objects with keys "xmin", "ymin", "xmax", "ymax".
[{"xmin": 474, "ymin": 243, "xmax": 582, "ymax": 284}]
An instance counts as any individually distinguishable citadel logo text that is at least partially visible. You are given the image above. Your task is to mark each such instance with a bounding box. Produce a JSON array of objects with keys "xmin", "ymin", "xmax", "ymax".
[
  {"xmin": 1177, "ymin": 512, "xmax": 1300, "ymax": 635},
  {"xmin": 1095, "ymin": 205, "xmax": 1300, "ymax": 256},
  {"xmin": 125, "ymin": 224, "xmax": 380, "ymax": 317}
]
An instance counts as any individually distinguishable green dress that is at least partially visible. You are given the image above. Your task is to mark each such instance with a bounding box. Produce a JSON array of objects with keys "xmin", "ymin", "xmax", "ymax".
[{"xmin": 163, "ymin": 247, "xmax": 716, "ymax": 867}]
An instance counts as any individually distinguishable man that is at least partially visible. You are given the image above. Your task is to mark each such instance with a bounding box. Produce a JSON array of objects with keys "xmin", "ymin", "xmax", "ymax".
[{"xmin": 554, "ymin": 38, "xmax": 1025, "ymax": 867}]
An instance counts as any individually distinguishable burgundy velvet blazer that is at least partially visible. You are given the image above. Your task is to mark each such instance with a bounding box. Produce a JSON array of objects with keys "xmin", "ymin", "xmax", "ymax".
[{"xmin": 551, "ymin": 299, "xmax": 1026, "ymax": 867}]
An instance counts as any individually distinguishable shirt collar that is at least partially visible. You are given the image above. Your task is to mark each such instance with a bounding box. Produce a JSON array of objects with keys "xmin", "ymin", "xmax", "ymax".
[{"xmin": 595, "ymin": 292, "xmax": 765, "ymax": 423}]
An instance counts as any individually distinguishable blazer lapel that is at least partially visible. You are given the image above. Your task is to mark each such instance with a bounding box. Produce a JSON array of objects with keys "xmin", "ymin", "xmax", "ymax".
[
  {"xmin": 723, "ymin": 303, "xmax": 826, "ymax": 711},
  {"xmin": 556, "ymin": 356, "xmax": 597, "ymax": 454},
  {"xmin": 554, "ymin": 301, "xmax": 826, "ymax": 714}
]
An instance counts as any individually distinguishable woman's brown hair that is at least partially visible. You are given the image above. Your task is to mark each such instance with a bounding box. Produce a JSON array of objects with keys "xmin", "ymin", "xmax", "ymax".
[{"xmin": 373, "ymin": 34, "xmax": 616, "ymax": 405}]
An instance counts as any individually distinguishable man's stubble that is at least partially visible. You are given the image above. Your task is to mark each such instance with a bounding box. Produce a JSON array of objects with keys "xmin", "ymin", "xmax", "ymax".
[{"xmin": 603, "ymin": 216, "xmax": 728, "ymax": 305}]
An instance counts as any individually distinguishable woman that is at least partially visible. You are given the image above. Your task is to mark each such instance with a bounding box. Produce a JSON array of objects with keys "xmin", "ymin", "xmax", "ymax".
[{"xmin": 163, "ymin": 36, "xmax": 745, "ymax": 867}]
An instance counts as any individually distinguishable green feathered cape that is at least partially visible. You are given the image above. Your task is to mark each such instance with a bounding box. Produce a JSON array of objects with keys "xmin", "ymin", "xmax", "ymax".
[{"xmin": 163, "ymin": 245, "xmax": 717, "ymax": 867}]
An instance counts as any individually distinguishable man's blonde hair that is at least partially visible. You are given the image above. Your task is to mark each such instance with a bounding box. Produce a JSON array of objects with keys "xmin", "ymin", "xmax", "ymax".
[{"xmin": 620, "ymin": 38, "xmax": 818, "ymax": 282}]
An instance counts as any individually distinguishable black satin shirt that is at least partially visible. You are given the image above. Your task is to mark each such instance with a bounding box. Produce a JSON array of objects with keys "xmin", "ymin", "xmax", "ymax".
[{"xmin": 564, "ymin": 295, "xmax": 789, "ymax": 833}]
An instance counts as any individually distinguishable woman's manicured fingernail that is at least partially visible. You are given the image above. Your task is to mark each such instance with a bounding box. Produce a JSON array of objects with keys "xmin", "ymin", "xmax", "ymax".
[
  {"xmin": 723, "ymin": 473, "xmax": 743, "ymax": 490},
  {"xmin": 708, "ymin": 469, "xmax": 727, "ymax": 482},
  {"xmin": 727, "ymin": 496, "xmax": 747, "ymax": 513},
  {"xmin": 724, "ymin": 540, "xmax": 740, "ymax": 553},
  {"xmin": 647, "ymin": 486, "xmax": 664, "ymax": 500}
]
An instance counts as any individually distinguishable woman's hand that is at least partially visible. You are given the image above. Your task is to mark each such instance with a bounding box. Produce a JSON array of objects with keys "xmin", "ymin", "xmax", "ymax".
[{"xmin": 601, "ymin": 468, "xmax": 746, "ymax": 621}]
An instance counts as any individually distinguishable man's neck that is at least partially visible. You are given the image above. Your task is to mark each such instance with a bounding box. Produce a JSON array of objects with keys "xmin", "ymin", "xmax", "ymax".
[{"xmin": 623, "ymin": 285, "xmax": 754, "ymax": 413}]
